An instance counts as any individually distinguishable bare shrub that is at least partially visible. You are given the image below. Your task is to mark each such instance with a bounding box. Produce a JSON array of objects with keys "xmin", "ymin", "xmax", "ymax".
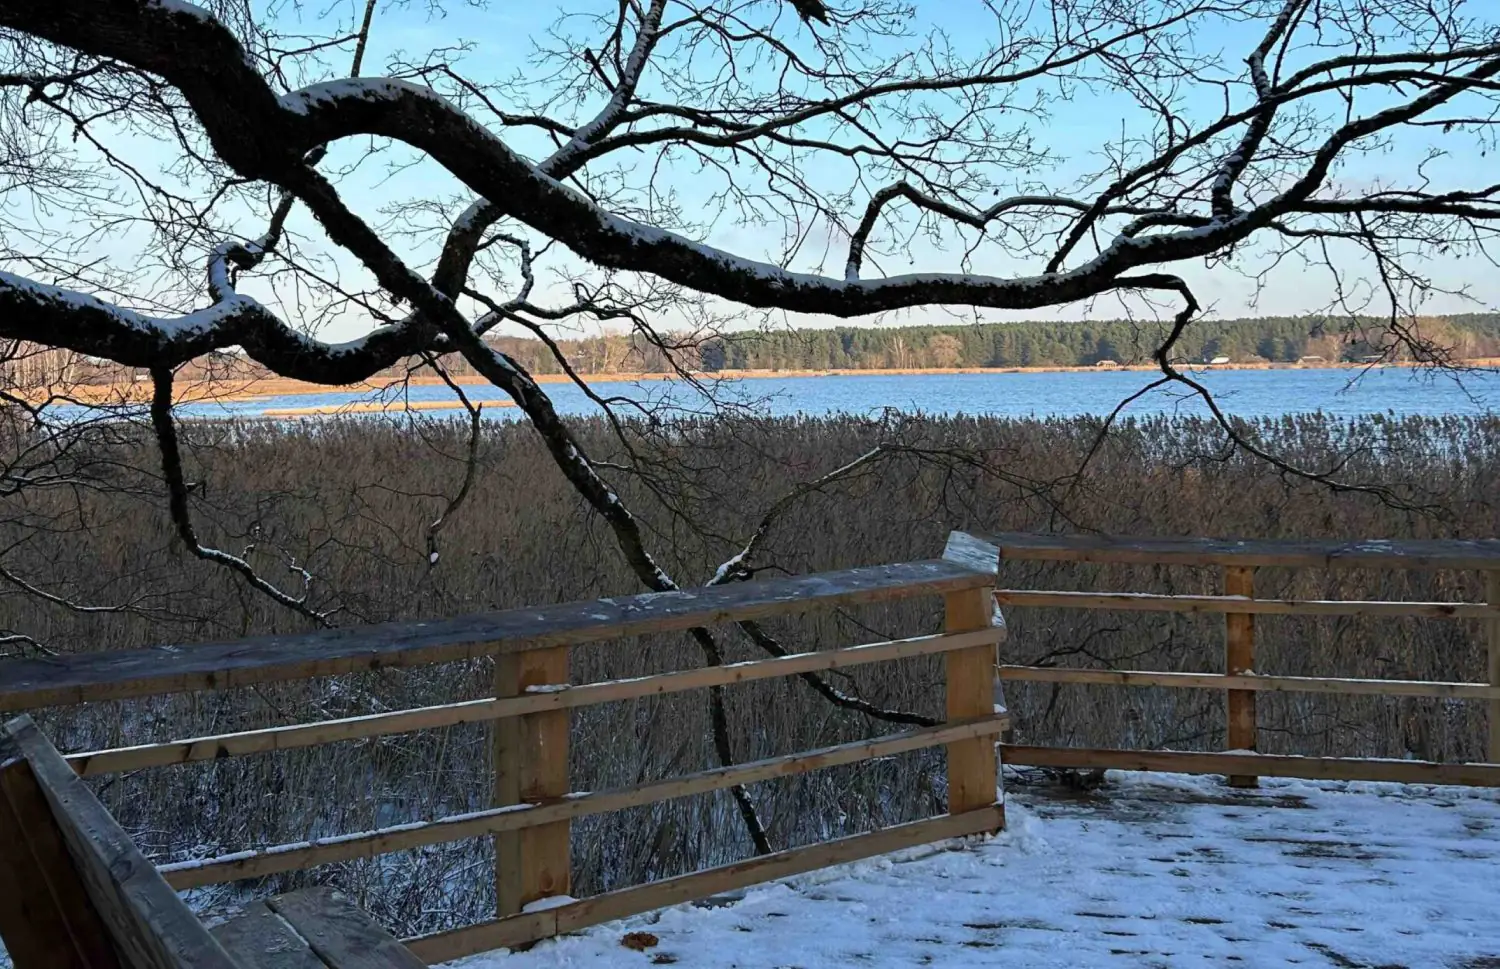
[{"xmin": 7, "ymin": 410, "xmax": 1495, "ymax": 934}]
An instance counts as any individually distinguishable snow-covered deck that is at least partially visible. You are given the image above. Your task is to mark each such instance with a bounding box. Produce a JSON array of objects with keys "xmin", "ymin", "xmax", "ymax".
[{"xmin": 453, "ymin": 771, "xmax": 1500, "ymax": 969}]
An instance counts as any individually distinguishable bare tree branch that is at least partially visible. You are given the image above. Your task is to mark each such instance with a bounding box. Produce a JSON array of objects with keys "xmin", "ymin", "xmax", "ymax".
[{"xmin": 149, "ymin": 366, "xmax": 332, "ymax": 624}]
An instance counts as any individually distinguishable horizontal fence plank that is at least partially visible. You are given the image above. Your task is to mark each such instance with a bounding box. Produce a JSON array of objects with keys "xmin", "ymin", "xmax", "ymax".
[
  {"xmin": 994, "ymin": 589, "xmax": 1498, "ymax": 619},
  {"xmin": 997, "ymin": 666, "xmax": 1500, "ymax": 700},
  {"xmin": 70, "ymin": 630, "xmax": 1003, "ymax": 777},
  {"xmin": 0, "ymin": 559, "xmax": 991, "ymax": 713},
  {"xmin": 980, "ymin": 532, "xmax": 1500, "ymax": 570},
  {"xmin": 1000, "ymin": 745, "xmax": 1500, "ymax": 786},
  {"xmin": 160, "ymin": 716, "xmax": 1009, "ymax": 890},
  {"xmin": 404, "ymin": 806, "xmax": 1005, "ymax": 964}
]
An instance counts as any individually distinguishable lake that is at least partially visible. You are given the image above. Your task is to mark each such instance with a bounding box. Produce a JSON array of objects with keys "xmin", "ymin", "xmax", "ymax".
[{"xmin": 176, "ymin": 366, "xmax": 1500, "ymax": 422}]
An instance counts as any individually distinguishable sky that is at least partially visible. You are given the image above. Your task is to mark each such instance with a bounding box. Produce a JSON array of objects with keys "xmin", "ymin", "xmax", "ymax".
[
  {"xmin": 344, "ymin": 0, "xmax": 1499, "ymax": 331},
  {"xmin": 21, "ymin": 0, "xmax": 1500, "ymax": 341}
]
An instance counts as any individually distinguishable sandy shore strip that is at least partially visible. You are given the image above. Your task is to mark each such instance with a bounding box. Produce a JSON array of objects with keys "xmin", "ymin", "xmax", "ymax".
[{"xmin": 261, "ymin": 399, "xmax": 517, "ymax": 417}]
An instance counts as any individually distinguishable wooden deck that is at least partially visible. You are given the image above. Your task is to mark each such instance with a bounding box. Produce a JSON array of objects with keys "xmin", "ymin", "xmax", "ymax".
[
  {"xmin": 998, "ymin": 773, "xmax": 1500, "ymax": 967},
  {"xmin": 475, "ymin": 772, "xmax": 1500, "ymax": 968},
  {"xmin": 211, "ymin": 890, "xmax": 423, "ymax": 969}
]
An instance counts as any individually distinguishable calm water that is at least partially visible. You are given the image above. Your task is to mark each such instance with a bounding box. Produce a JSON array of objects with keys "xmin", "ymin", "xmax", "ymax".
[{"xmin": 175, "ymin": 367, "xmax": 1500, "ymax": 422}]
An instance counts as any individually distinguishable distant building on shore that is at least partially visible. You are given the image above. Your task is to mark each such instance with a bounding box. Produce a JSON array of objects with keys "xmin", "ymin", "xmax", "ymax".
[
  {"xmin": 1094, "ymin": 359, "xmax": 1119, "ymax": 368},
  {"xmin": 1205, "ymin": 355, "xmax": 1231, "ymax": 365},
  {"xmin": 1298, "ymin": 355, "xmax": 1326, "ymax": 364}
]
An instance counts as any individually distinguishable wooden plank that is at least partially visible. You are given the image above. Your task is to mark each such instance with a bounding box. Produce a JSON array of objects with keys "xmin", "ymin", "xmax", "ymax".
[
  {"xmin": 268, "ymin": 887, "xmax": 425, "ymax": 969},
  {"xmin": 552, "ymin": 807, "xmax": 1003, "ymax": 937},
  {"xmin": 0, "ymin": 777, "xmax": 77, "ymax": 969},
  {"xmin": 494, "ymin": 644, "xmax": 571, "ymax": 917},
  {"xmin": 0, "ymin": 559, "xmax": 992, "ymax": 713},
  {"xmin": 981, "ymin": 532, "xmax": 1500, "ymax": 570},
  {"xmin": 1489, "ymin": 571, "xmax": 1500, "ymax": 763},
  {"xmin": 405, "ymin": 806, "xmax": 1005, "ymax": 964},
  {"xmin": 491, "ymin": 653, "xmax": 521, "ymax": 923},
  {"xmin": 1000, "ymin": 744, "xmax": 1500, "ymax": 786},
  {"xmin": 994, "ymin": 589, "xmax": 1497, "ymax": 618},
  {"xmin": 3, "ymin": 715, "xmax": 239, "ymax": 969},
  {"xmin": 406, "ymin": 909, "xmax": 555, "ymax": 964},
  {"xmin": 0, "ymin": 733, "xmax": 121, "ymax": 969},
  {"xmin": 996, "ymin": 666, "xmax": 1500, "ymax": 699},
  {"xmin": 210, "ymin": 901, "xmax": 326, "ymax": 969},
  {"xmin": 944, "ymin": 587, "xmax": 1000, "ymax": 824},
  {"xmin": 159, "ymin": 716, "xmax": 1008, "ymax": 890},
  {"xmin": 69, "ymin": 630, "xmax": 1002, "ymax": 777},
  {"xmin": 1224, "ymin": 566, "xmax": 1257, "ymax": 788}
]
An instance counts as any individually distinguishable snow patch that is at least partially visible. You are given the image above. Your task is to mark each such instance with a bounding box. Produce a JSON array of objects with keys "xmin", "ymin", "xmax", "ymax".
[
  {"xmin": 441, "ymin": 773, "xmax": 1500, "ymax": 969},
  {"xmin": 521, "ymin": 894, "xmax": 579, "ymax": 914},
  {"xmin": 0, "ymin": 268, "xmax": 249, "ymax": 341},
  {"xmin": 279, "ymin": 78, "xmax": 444, "ymax": 116},
  {"xmin": 151, "ymin": 0, "xmax": 213, "ymax": 19}
]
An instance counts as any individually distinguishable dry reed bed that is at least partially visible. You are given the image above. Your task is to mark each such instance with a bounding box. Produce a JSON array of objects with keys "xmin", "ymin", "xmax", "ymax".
[{"xmin": 2, "ymin": 412, "xmax": 1496, "ymax": 935}]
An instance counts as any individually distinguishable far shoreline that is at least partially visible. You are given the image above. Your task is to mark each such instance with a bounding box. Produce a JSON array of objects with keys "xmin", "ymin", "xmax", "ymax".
[{"xmin": 28, "ymin": 357, "xmax": 1500, "ymax": 408}]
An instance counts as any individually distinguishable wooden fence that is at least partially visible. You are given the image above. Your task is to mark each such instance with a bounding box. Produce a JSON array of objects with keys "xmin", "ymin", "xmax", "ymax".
[
  {"xmin": 7, "ymin": 529, "xmax": 1496, "ymax": 964},
  {"xmin": 979, "ymin": 532, "xmax": 1500, "ymax": 788},
  {"xmin": 0, "ymin": 545, "xmax": 1007, "ymax": 964}
]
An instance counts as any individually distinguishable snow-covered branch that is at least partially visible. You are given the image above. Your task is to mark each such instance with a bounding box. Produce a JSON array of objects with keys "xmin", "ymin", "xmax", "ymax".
[
  {"xmin": 0, "ymin": 268, "xmax": 420, "ymax": 383},
  {"xmin": 11, "ymin": 0, "xmax": 1496, "ymax": 339}
]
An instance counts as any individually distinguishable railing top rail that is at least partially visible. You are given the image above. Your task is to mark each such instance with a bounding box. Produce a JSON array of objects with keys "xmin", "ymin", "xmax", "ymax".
[
  {"xmin": 978, "ymin": 532, "xmax": 1500, "ymax": 571},
  {"xmin": 0, "ymin": 558, "xmax": 991, "ymax": 713}
]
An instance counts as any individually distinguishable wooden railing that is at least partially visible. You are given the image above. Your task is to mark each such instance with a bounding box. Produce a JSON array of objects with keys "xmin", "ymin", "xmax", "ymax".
[
  {"xmin": 978, "ymin": 532, "xmax": 1500, "ymax": 788},
  {"xmin": 0, "ymin": 543, "xmax": 1007, "ymax": 964},
  {"xmin": 11, "ymin": 529, "xmax": 1493, "ymax": 963},
  {"xmin": 1, "ymin": 715, "xmax": 245, "ymax": 969}
]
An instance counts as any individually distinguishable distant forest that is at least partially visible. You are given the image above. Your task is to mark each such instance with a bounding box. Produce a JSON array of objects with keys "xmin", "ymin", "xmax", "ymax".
[
  {"xmin": 483, "ymin": 313, "xmax": 1500, "ymax": 375},
  {"xmin": 18, "ymin": 313, "xmax": 1500, "ymax": 386}
]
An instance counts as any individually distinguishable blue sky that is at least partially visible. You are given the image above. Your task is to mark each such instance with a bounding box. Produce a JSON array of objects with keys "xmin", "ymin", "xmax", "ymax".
[
  {"xmin": 353, "ymin": 0, "xmax": 1494, "ymax": 321},
  {"xmin": 59, "ymin": 0, "xmax": 1500, "ymax": 339}
]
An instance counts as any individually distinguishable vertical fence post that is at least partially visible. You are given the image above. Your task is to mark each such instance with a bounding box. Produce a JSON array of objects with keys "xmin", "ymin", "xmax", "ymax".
[
  {"xmin": 1224, "ymin": 566, "xmax": 1257, "ymax": 788},
  {"xmin": 945, "ymin": 586, "xmax": 1002, "ymax": 828},
  {"xmin": 1488, "ymin": 571, "xmax": 1500, "ymax": 764},
  {"xmin": 493, "ymin": 645, "xmax": 572, "ymax": 918}
]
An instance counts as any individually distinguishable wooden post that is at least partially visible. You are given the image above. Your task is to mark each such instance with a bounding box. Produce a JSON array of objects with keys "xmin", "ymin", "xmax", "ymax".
[
  {"xmin": 0, "ymin": 735, "xmax": 121, "ymax": 969},
  {"xmin": 1488, "ymin": 571, "xmax": 1500, "ymax": 764},
  {"xmin": 493, "ymin": 646, "xmax": 571, "ymax": 918},
  {"xmin": 944, "ymin": 587, "xmax": 1002, "ymax": 828},
  {"xmin": 1224, "ymin": 566, "xmax": 1257, "ymax": 788}
]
